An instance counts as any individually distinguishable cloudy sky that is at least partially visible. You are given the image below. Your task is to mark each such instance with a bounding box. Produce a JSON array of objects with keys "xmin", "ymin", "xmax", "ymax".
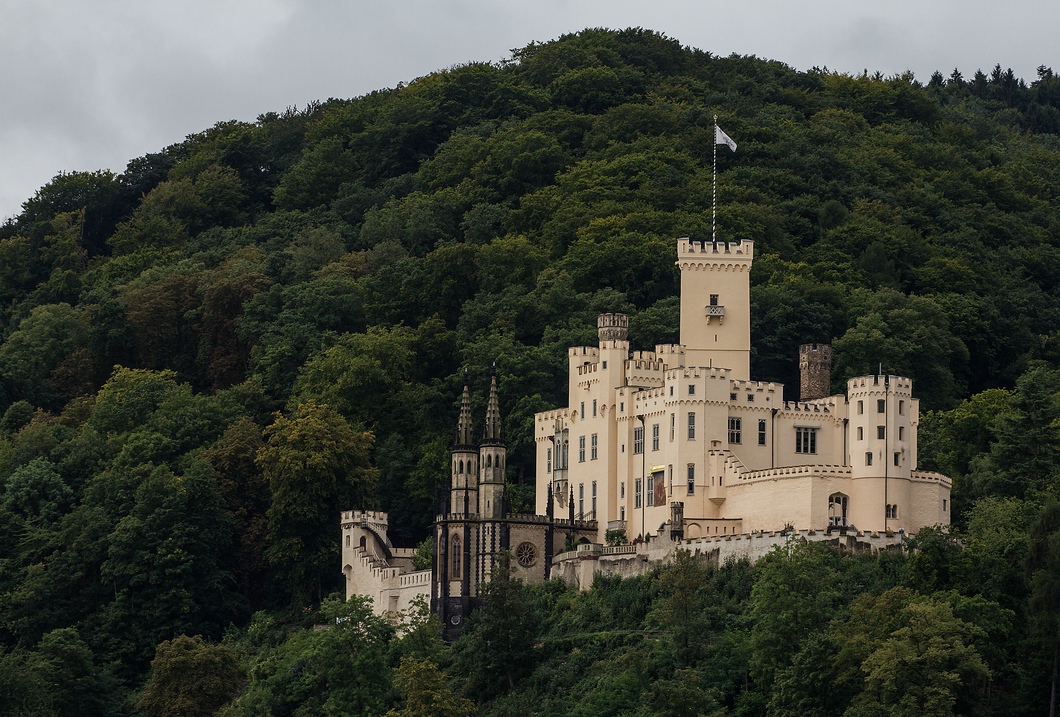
[{"xmin": 1, "ymin": 1, "xmax": 1055, "ymax": 221}]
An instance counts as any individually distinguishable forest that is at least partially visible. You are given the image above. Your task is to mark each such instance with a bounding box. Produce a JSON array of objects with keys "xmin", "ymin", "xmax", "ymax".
[{"xmin": 1, "ymin": 26, "xmax": 1060, "ymax": 716}]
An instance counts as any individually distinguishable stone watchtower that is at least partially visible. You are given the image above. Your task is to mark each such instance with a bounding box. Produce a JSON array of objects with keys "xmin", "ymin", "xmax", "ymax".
[{"xmin": 799, "ymin": 343, "xmax": 832, "ymax": 401}]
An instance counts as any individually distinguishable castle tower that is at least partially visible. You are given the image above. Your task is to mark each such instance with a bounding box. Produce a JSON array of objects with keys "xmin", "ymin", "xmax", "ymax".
[
  {"xmin": 677, "ymin": 238, "xmax": 753, "ymax": 379},
  {"xmin": 846, "ymin": 374, "xmax": 915, "ymax": 532},
  {"xmin": 451, "ymin": 380, "xmax": 478, "ymax": 515},
  {"xmin": 479, "ymin": 372, "xmax": 506, "ymax": 521},
  {"xmin": 799, "ymin": 344, "xmax": 832, "ymax": 401}
]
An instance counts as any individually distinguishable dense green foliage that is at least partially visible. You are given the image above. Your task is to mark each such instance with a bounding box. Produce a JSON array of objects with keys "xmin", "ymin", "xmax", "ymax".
[{"xmin": 2, "ymin": 26, "xmax": 1060, "ymax": 714}]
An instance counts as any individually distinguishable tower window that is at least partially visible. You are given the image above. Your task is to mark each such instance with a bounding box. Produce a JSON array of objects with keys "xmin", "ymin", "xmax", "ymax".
[
  {"xmin": 451, "ymin": 535, "xmax": 461, "ymax": 579},
  {"xmin": 579, "ymin": 483, "xmax": 584, "ymax": 518},
  {"xmin": 593, "ymin": 399, "xmax": 597, "ymax": 417},
  {"xmin": 857, "ymin": 426, "xmax": 863, "ymax": 440},
  {"xmin": 688, "ymin": 412, "xmax": 696, "ymax": 440},
  {"xmin": 796, "ymin": 427, "xmax": 817, "ymax": 454},
  {"xmin": 591, "ymin": 433, "xmax": 598, "ymax": 460},
  {"xmin": 866, "ymin": 452, "xmax": 873, "ymax": 466},
  {"xmin": 689, "ymin": 384, "xmax": 695, "ymax": 396},
  {"xmin": 670, "ymin": 414, "xmax": 675, "ymax": 440},
  {"xmin": 647, "ymin": 474, "xmax": 655, "ymax": 506},
  {"xmin": 858, "ymin": 400, "xmax": 864, "ymax": 414},
  {"xmin": 635, "ymin": 478, "xmax": 642, "ymax": 508},
  {"xmin": 709, "ymin": 294, "xmax": 719, "ymax": 306},
  {"xmin": 621, "ymin": 481, "xmax": 625, "ymax": 499},
  {"xmin": 877, "ymin": 399, "xmax": 886, "ymax": 413},
  {"xmin": 898, "ymin": 426, "xmax": 904, "ymax": 441},
  {"xmin": 546, "ymin": 449, "xmax": 552, "ymax": 473},
  {"xmin": 634, "ymin": 427, "xmax": 644, "ymax": 454},
  {"xmin": 728, "ymin": 417, "xmax": 742, "ymax": 444},
  {"xmin": 687, "ymin": 464, "xmax": 695, "ymax": 495},
  {"xmin": 886, "ymin": 504, "xmax": 898, "ymax": 519},
  {"xmin": 578, "ymin": 436, "xmax": 586, "ymax": 462},
  {"xmin": 458, "ymin": 459, "xmax": 464, "ymax": 474},
  {"xmin": 899, "ymin": 400, "xmax": 904, "ymax": 415},
  {"xmin": 652, "ymin": 423, "xmax": 660, "ymax": 451},
  {"xmin": 602, "ymin": 360, "xmax": 607, "ymax": 369},
  {"xmin": 894, "ymin": 452, "xmax": 900, "ymax": 466},
  {"xmin": 592, "ymin": 481, "xmax": 597, "ymax": 516},
  {"xmin": 758, "ymin": 419, "xmax": 767, "ymax": 446},
  {"xmin": 877, "ymin": 426, "xmax": 886, "ymax": 439},
  {"xmin": 580, "ymin": 401, "xmax": 585, "ymax": 418}
]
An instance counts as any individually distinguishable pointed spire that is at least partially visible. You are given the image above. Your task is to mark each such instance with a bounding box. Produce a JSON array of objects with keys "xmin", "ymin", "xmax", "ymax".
[
  {"xmin": 454, "ymin": 370, "xmax": 475, "ymax": 449},
  {"xmin": 482, "ymin": 366, "xmax": 503, "ymax": 445}
]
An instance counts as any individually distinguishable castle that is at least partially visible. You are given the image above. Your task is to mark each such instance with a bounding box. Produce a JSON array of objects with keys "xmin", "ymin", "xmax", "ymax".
[{"xmin": 342, "ymin": 237, "xmax": 951, "ymax": 631}]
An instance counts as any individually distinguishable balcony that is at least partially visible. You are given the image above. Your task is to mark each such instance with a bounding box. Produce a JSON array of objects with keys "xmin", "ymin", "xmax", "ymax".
[{"xmin": 705, "ymin": 305, "xmax": 725, "ymax": 323}]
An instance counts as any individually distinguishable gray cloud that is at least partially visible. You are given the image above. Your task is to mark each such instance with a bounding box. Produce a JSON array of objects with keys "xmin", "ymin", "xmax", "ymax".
[{"xmin": 1, "ymin": 0, "xmax": 1055, "ymax": 219}]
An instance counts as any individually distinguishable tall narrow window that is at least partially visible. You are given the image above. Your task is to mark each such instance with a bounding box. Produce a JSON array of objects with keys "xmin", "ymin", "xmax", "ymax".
[
  {"xmin": 635, "ymin": 477, "xmax": 642, "ymax": 508},
  {"xmin": 591, "ymin": 481, "xmax": 597, "ymax": 516},
  {"xmin": 647, "ymin": 474, "xmax": 655, "ymax": 506},
  {"xmin": 877, "ymin": 399, "xmax": 886, "ymax": 413},
  {"xmin": 592, "ymin": 399, "xmax": 597, "ymax": 417},
  {"xmin": 894, "ymin": 452, "xmax": 900, "ymax": 466},
  {"xmin": 796, "ymin": 427, "xmax": 817, "ymax": 454},
  {"xmin": 728, "ymin": 417, "xmax": 742, "ymax": 444},
  {"xmin": 758, "ymin": 419, "xmax": 767, "ymax": 446},
  {"xmin": 670, "ymin": 414, "xmax": 675, "ymax": 440},
  {"xmin": 652, "ymin": 423, "xmax": 660, "ymax": 451},
  {"xmin": 451, "ymin": 535, "xmax": 461, "ymax": 578},
  {"xmin": 546, "ymin": 449, "xmax": 551, "ymax": 473},
  {"xmin": 578, "ymin": 483, "xmax": 584, "ymax": 517},
  {"xmin": 877, "ymin": 426, "xmax": 886, "ymax": 439},
  {"xmin": 591, "ymin": 433, "xmax": 598, "ymax": 460},
  {"xmin": 688, "ymin": 412, "xmax": 696, "ymax": 440},
  {"xmin": 899, "ymin": 400, "xmax": 905, "ymax": 415},
  {"xmin": 689, "ymin": 384, "xmax": 695, "ymax": 396},
  {"xmin": 687, "ymin": 464, "xmax": 695, "ymax": 495},
  {"xmin": 578, "ymin": 436, "xmax": 585, "ymax": 462},
  {"xmin": 898, "ymin": 426, "xmax": 905, "ymax": 441},
  {"xmin": 621, "ymin": 481, "xmax": 625, "ymax": 499},
  {"xmin": 866, "ymin": 452, "xmax": 873, "ymax": 466},
  {"xmin": 634, "ymin": 427, "xmax": 644, "ymax": 454},
  {"xmin": 858, "ymin": 400, "xmax": 864, "ymax": 415},
  {"xmin": 580, "ymin": 401, "xmax": 585, "ymax": 417},
  {"xmin": 857, "ymin": 426, "xmax": 864, "ymax": 440}
]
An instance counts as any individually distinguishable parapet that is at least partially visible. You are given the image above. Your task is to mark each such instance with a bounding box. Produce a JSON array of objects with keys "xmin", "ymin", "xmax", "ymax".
[
  {"xmin": 847, "ymin": 375, "xmax": 913, "ymax": 397},
  {"xmin": 597, "ymin": 313, "xmax": 629, "ymax": 344},
  {"xmin": 676, "ymin": 237, "xmax": 754, "ymax": 265}
]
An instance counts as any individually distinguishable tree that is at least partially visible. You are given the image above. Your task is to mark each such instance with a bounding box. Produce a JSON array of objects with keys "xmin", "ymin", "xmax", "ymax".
[
  {"xmin": 749, "ymin": 540, "xmax": 841, "ymax": 687},
  {"xmin": 257, "ymin": 399, "xmax": 377, "ymax": 604},
  {"xmin": 138, "ymin": 635, "xmax": 244, "ymax": 717},
  {"xmin": 452, "ymin": 553, "xmax": 540, "ymax": 699},
  {"xmin": 386, "ymin": 656, "xmax": 476, "ymax": 717}
]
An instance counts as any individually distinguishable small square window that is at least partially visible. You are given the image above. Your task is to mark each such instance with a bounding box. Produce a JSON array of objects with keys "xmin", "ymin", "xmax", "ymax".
[
  {"xmin": 747, "ymin": 394, "xmax": 754, "ymax": 403},
  {"xmin": 730, "ymin": 393, "xmax": 737, "ymax": 401},
  {"xmin": 602, "ymin": 360, "xmax": 608, "ymax": 369}
]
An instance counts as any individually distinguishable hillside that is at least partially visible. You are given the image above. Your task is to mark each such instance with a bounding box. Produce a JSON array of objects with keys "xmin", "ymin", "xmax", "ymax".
[{"xmin": 2, "ymin": 27, "xmax": 1060, "ymax": 715}]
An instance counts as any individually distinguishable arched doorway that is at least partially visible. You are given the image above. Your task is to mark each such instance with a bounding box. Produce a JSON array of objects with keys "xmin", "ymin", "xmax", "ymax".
[{"xmin": 828, "ymin": 493, "xmax": 849, "ymax": 527}]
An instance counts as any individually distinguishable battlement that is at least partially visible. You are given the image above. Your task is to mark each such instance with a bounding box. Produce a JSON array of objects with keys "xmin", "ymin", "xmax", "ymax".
[
  {"xmin": 847, "ymin": 375, "xmax": 913, "ymax": 396},
  {"xmin": 569, "ymin": 346, "xmax": 600, "ymax": 359},
  {"xmin": 597, "ymin": 313, "xmax": 629, "ymax": 343},
  {"xmin": 665, "ymin": 366, "xmax": 731, "ymax": 381},
  {"xmin": 676, "ymin": 237, "xmax": 754, "ymax": 262},
  {"xmin": 730, "ymin": 379, "xmax": 779, "ymax": 394}
]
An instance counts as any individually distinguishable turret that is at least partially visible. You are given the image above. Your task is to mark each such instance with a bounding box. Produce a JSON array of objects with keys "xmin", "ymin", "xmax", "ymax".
[
  {"xmin": 450, "ymin": 379, "xmax": 478, "ymax": 515},
  {"xmin": 479, "ymin": 371, "xmax": 506, "ymax": 520},
  {"xmin": 799, "ymin": 344, "xmax": 832, "ymax": 401}
]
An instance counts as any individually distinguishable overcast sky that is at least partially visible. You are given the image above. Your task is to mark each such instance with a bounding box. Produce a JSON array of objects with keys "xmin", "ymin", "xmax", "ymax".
[{"xmin": 1, "ymin": 0, "xmax": 1055, "ymax": 221}]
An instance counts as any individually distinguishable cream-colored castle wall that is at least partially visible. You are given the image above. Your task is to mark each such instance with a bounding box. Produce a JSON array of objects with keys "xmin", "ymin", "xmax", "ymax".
[{"xmin": 677, "ymin": 238, "xmax": 753, "ymax": 379}]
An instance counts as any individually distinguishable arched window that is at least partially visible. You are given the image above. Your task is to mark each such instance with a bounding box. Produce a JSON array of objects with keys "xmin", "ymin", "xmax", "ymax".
[
  {"xmin": 458, "ymin": 459, "xmax": 464, "ymax": 474},
  {"xmin": 451, "ymin": 534, "xmax": 461, "ymax": 579},
  {"xmin": 829, "ymin": 493, "xmax": 849, "ymax": 527},
  {"xmin": 486, "ymin": 454, "xmax": 492, "ymax": 468}
]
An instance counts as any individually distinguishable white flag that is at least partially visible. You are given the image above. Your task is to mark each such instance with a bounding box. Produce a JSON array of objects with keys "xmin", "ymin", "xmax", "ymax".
[{"xmin": 715, "ymin": 125, "xmax": 737, "ymax": 152}]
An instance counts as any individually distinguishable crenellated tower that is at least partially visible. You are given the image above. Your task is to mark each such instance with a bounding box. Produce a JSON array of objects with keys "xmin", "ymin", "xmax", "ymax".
[{"xmin": 677, "ymin": 237, "xmax": 753, "ymax": 378}]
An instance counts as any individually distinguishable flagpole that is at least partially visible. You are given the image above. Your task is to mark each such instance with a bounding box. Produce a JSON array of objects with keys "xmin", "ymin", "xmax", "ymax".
[{"xmin": 712, "ymin": 114, "xmax": 718, "ymax": 244}]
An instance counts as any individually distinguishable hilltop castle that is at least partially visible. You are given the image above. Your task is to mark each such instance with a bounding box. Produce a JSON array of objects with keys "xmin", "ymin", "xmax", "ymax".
[{"xmin": 342, "ymin": 237, "xmax": 951, "ymax": 632}]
